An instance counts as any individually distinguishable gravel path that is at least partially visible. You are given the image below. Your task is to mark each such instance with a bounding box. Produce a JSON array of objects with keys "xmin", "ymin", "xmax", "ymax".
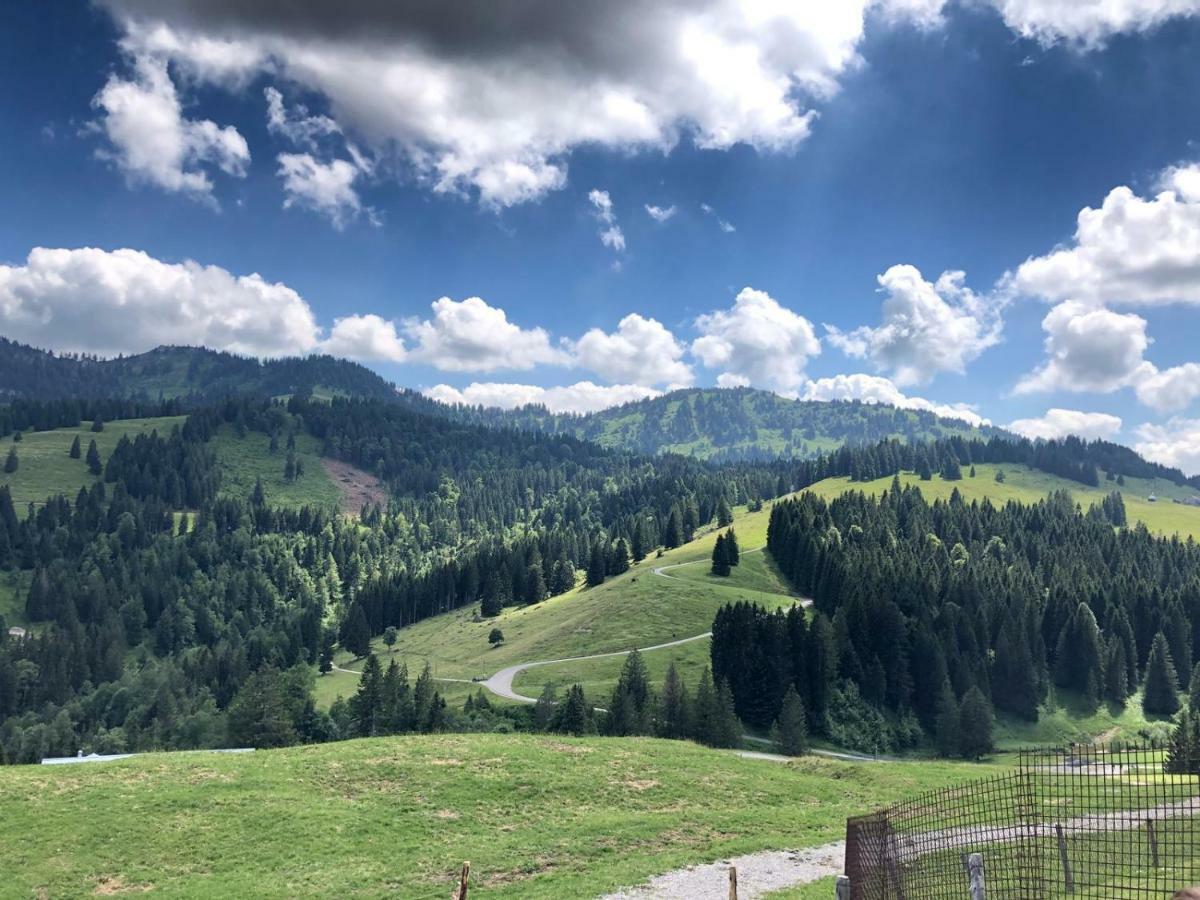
[{"xmin": 598, "ymin": 842, "xmax": 845, "ymax": 899}]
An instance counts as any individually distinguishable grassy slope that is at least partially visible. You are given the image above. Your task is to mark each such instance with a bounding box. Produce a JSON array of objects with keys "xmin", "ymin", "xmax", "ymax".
[
  {"xmin": 209, "ymin": 424, "xmax": 340, "ymax": 510},
  {"xmin": 805, "ymin": 463, "xmax": 1200, "ymax": 541},
  {"xmin": 314, "ymin": 500, "xmax": 799, "ymax": 706},
  {"xmin": 0, "ymin": 734, "xmax": 988, "ymax": 899},
  {"xmin": 0, "ymin": 416, "xmax": 186, "ymax": 507}
]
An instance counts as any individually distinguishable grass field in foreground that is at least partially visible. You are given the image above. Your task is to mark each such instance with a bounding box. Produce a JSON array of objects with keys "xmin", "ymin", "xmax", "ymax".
[
  {"xmin": 0, "ymin": 416, "xmax": 186, "ymax": 506},
  {"xmin": 0, "ymin": 734, "xmax": 990, "ymax": 899},
  {"xmin": 804, "ymin": 463, "xmax": 1200, "ymax": 541}
]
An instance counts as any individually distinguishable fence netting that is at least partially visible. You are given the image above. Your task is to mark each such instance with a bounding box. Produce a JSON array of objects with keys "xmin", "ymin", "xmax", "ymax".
[{"xmin": 844, "ymin": 743, "xmax": 1200, "ymax": 899}]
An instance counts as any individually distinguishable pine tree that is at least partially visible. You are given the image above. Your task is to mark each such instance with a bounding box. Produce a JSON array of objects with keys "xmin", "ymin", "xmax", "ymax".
[
  {"xmin": 91, "ymin": 416, "xmax": 104, "ymax": 433},
  {"xmin": 657, "ymin": 662, "xmax": 690, "ymax": 739},
  {"xmin": 711, "ymin": 678, "xmax": 743, "ymax": 749},
  {"xmin": 413, "ymin": 663, "xmax": 436, "ymax": 731},
  {"xmin": 251, "ymin": 477, "xmax": 266, "ymax": 507},
  {"xmin": 1165, "ymin": 706, "xmax": 1200, "ymax": 774},
  {"xmin": 3, "ymin": 447, "xmax": 17, "ymax": 474},
  {"xmin": 664, "ymin": 507, "xmax": 685, "ymax": 549},
  {"xmin": 608, "ymin": 649, "xmax": 652, "ymax": 736},
  {"xmin": 68, "ymin": 435, "xmax": 81, "ymax": 459},
  {"xmin": 717, "ymin": 498, "xmax": 733, "ymax": 527},
  {"xmin": 555, "ymin": 684, "xmax": 595, "ymax": 735},
  {"xmin": 711, "ymin": 534, "xmax": 731, "ymax": 576},
  {"xmin": 586, "ymin": 541, "xmax": 607, "ymax": 587},
  {"xmin": 935, "ymin": 679, "xmax": 961, "ymax": 758},
  {"xmin": 1144, "ymin": 632, "xmax": 1181, "ymax": 716},
  {"xmin": 610, "ymin": 538, "xmax": 631, "ymax": 576},
  {"xmin": 726, "ymin": 528, "xmax": 740, "ymax": 565},
  {"xmin": 771, "ymin": 685, "xmax": 808, "ymax": 756},
  {"xmin": 342, "ymin": 602, "xmax": 372, "ymax": 658},
  {"xmin": 1103, "ymin": 637, "xmax": 1129, "ymax": 706},
  {"xmin": 318, "ymin": 629, "xmax": 336, "ymax": 674},
  {"xmin": 86, "ymin": 439, "xmax": 102, "ymax": 476},
  {"xmin": 958, "ymin": 687, "xmax": 994, "ymax": 759},
  {"xmin": 691, "ymin": 667, "xmax": 717, "ymax": 745},
  {"xmin": 350, "ymin": 653, "xmax": 384, "ymax": 737},
  {"xmin": 1189, "ymin": 663, "xmax": 1200, "ymax": 711}
]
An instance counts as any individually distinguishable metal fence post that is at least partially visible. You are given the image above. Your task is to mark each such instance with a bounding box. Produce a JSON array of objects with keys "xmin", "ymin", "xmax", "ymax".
[
  {"xmin": 1054, "ymin": 823, "xmax": 1074, "ymax": 893},
  {"xmin": 965, "ymin": 853, "xmax": 986, "ymax": 900},
  {"xmin": 835, "ymin": 874, "xmax": 851, "ymax": 899}
]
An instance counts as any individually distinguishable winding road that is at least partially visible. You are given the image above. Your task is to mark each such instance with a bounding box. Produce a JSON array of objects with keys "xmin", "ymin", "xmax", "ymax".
[{"xmin": 336, "ymin": 546, "xmax": 888, "ymax": 763}]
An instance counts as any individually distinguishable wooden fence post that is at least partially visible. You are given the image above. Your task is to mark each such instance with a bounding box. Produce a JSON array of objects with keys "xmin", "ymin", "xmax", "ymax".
[
  {"xmin": 965, "ymin": 853, "xmax": 986, "ymax": 900},
  {"xmin": 728, "ymin": 865, "xmax": 738, "ymax": 900},
  {"xmin": 835, "ymin": 874, "xmax": 851, "ymax": 899},
  {"xmin": 1147, "ymin": 819, "xmax": 1160, "ymax": 868},
  {"xmin": 1055, "ymin": 824, "xmax": 1074, "ymax": 893},
  {"xmin": 455, "ymin": 861, "xmax": 470, "ymax": 900}
]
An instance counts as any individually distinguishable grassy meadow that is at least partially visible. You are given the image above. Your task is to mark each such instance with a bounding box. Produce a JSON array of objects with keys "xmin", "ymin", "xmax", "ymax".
[
  {"xmin": 0, "ymin": 734, "xmax": 991, "ymax": 899},
  {"xmin": 209, "ymin": 424, "xmax": 340, "ymax": 510},
  {"xmin": 804, "ymin": 463, "xmax": 1200, "ymax": 541},
  {"xmin": 0, "ymin": 416, "xmax": 186, "ymax": 507}
]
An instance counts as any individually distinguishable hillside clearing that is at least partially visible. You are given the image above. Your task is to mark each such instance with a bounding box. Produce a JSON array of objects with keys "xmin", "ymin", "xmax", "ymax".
[
  {"xmin": 0, "ymin": 416, "xmax": 186, "ymax": 506},
  {"xmin": 804, "ymin": 463, "xmax": 1200, "ymax": 541}
]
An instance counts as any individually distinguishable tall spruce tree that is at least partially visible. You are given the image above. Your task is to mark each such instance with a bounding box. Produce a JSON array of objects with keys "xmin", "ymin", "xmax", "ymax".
[
  {"xmin": 1144, "ymin": 632, "xmax": 1181, "ymax": 716},
  {"xmin": 771, "ymin": 685, "xmax": 808, "ymax": 756},
  {"xmin": 350, "ymin": 654, "xmax": 384, "ymax": 737},
  {"xmin": 711, "ymin": 534, "xmax": 731, "ymax": 576},
  {"xmin": 958, "ymin": 687, "xmax": 994, "ymax": 760},
  {"xmin": 934, "ymin": 679, "xmax": 961, "ymax": 758},
  {"xmin": 657, "ymin": 662, "xmax": 691, "ymax": 739}
]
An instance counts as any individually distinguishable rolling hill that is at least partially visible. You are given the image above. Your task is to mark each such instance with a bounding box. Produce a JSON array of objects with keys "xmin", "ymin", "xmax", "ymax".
[
  {"xmin": 0, "ymin": 339, "xmax": 399, "ymax": 402},
  {"xmin": 441, "ymin": 386, "xmax": 1003, "ymax": 461}
]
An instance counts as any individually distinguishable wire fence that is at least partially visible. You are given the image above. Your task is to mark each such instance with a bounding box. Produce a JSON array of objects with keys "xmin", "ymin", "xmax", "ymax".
[{"xmin": 844, "ymin": 743, "xmax": 1200, "ymax": 899}]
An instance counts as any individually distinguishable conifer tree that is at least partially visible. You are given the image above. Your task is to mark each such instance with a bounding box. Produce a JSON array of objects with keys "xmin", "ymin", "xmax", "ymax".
[
  {"xmin": 1144, "ymin": 632, "xmax": 1181, "ymax": 716},
  {"xmin": 657, "ymin": 662, "xmax": 690, "ymax": 739},
  {"xmin": 608, "ymin": 649, "xmax": 652, "ymax": 736},
  {"xmin": 725, "ymin": 528, "xmax": 740, "ymax": 565},
  {"xmin": 1103, "ymin": 637, "xmax": 1129, "ymax": 706},
  {"xmin": 342, "ymin": 602, "xmax": 372, "ymax": 658},
  {"xmin": 691, "ymin": 667, "xmax": 717, "ymax": 745},
  {"xmin": 717, "ymin": 498, "xmax": 733, "ymax": 527},
  {"xmin": 771, "ymin": 685, "xmax": 808, "ymax": 756},
  {"xmin": 413, "ymin": 662, "xmax": 436, "ymax": 731},
  {"xmin": 958, "ymin": 686, "xmax": 994, "ymax": 759},
  {"xmin": 935, "ymin": 679, "xmax": 961, "ymax": 758},
  {"xmin": 318, "ymin": 629, "xmax": 335, "ymax": 674},
  {"xmin": 586, "ymin": 541, "xmax": 607, "ymax": 587},
  {"xmin": 555, "ymin": 684, "xmax": 595, "ymax": 735},
  {"xmin": 350, "ymin": 653, "xmax": 384, "ymax": 737},
  {"xmin": 1165, "ymin": 706, "xmax": 1200, "ymax": 774},
  {"xmin": 711, "ymin": 678, "xmax": 743, "ymax": 748},
  {"xmin": 1188, "ymin": 663, "xmax": 1200, "ymax": 711},
  {"xmin": 85, "ymin": 439, "xmax": 102, "ymax": 475},
  {"xmin": 711, "ymin": 534, "xmax": 731, "ymax": 576},
  {"xmin": 69, "ymin": 435, "xmax": 81, "ymax": 459},
  {"xmin": 3, "ymin": 447, "xmax": 16, "ymax": 474},
  {"xmin": 664, "ymin": 507, "xmax": 685, "ymax": 549}
]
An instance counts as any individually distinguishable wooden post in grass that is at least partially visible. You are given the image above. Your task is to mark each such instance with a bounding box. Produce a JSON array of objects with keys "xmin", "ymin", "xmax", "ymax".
[
  {"xmin": 728, "ymin": 865, "xmax": 738, "ymax": 900},
  {"xmin": 1147, "ymin": 819, "xmax": 1160, "ymax": 868},
  {"xmin": 965, "ymin": 853, "xmax": 986, "ymax": 900},
  {"xmin": 835, "ymin": 875, "xmax": 851, "ymax": 899},
  {"xmin": 1055, "ymin": 824, "xmax": 1074, "ymax": 893},
  {"xmin": 455, "ymin": 861, "xmax": 470, "ymax": 900}
]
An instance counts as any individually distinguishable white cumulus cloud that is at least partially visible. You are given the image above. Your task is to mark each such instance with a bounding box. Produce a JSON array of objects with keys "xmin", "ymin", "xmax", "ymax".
[
  {"xmin": 277, "ymin": 153, "xmax": 369, "ymax": 229},
  {"xmin": 1135, "ymin": 418, "xmax": 1200, "ymax": 477},
  {"xmin": 404, "ymin": 297, "xmax": 571, "ymax": 372},
  {"xmin": 827, "ymin": 265, "xmax": 1001, "ymax": 386},
  {"xmin": 988, "ymin": 0, "xmax": 1200, "ymax": 48},
  {"xmin": 573, "ymin": 314, "xmax": 693, "ymax": 387},
  {"xmin": 0, "ymin": 246, "xmax": 319, "ymax": 358},
  {"xmin": 320, "ymin": 314, "xmax": 406, "ymax": 362},
  {"xmin": 801, "ymin": 372, "xmax": 991, "ymax": 427},
  {"xmin": 1015, "ymin": 301, "xmax": 1154, "ymax": 395},
  {"xmin": 1134, "ymin": 363, "xmax": 1200, "ymax": 413},
  {"xmin": 1007, "ymin": 408, "xmax": 1123, "ymax": 441},
  {"xmin": 424, "ymin": 381, "xmax": 660, "ymax": 414},
  {"xmin": 1008, "ymin": 163, "xmax": 1200, "ymax": 307},
  {"xmin": 91, "ymin": 53, "xmax": 248, "ymax": 202},
  {"xmin": 97, "ymin": 1, "xmax": 953, "ymax": 207},
  {"xmin": 692, "ymin": 288, "xmax": 821, "ymax": 392}
]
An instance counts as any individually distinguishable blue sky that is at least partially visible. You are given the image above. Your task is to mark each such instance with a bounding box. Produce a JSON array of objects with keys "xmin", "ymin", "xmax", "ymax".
[{"xmin": 2, "ymin": 1, "xmax": 1200, "ymax": 470}]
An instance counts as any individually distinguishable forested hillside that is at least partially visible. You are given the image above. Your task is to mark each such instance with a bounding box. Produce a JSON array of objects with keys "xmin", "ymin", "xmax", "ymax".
[
  {"xmin": 437, "ymin": 387, "xmax": 1000, "ymax": 461},
  {"xmin": 0, "ymin": 393, "xmax": 788, "ymax": 761},
  {"xmin": 712, "ymin": 483, "xmax": 1200, "ymax": 757},
  {"xmin": 0, "ymin": 339, "xmax": 398, "ymax": 403}
]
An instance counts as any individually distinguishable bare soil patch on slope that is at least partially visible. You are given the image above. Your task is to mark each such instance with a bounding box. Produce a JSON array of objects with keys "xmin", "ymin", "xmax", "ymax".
[{"xmin": 321, "ymin": 457, "xmax": 387, "ymax": 516}]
